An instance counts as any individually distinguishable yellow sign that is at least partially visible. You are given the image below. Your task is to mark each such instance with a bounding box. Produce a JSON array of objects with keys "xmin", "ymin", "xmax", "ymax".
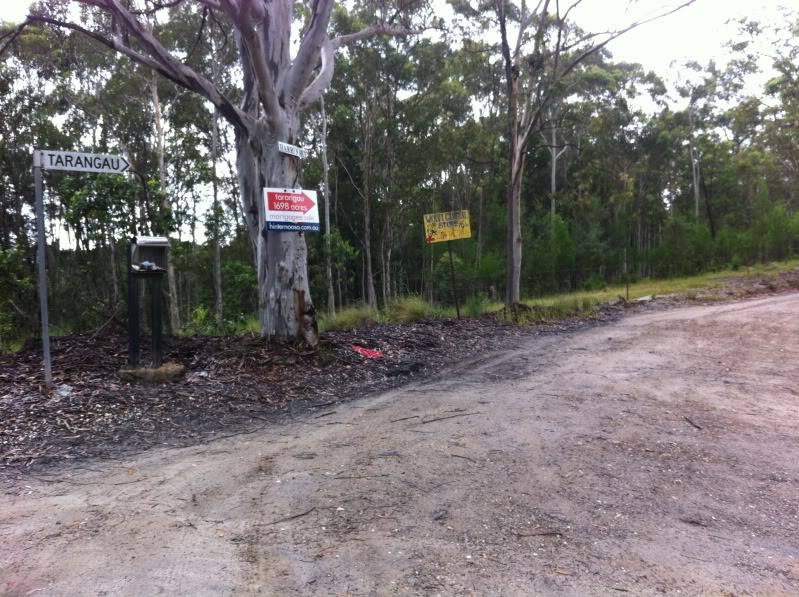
[{"xmin": 423, "ymin": 210, "xmax": 471, "ymax": 244}]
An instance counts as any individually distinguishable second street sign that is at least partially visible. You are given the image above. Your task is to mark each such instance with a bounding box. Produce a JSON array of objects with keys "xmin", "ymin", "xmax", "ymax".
[
  {"xmin": 277, "ymin": 141, "xmax": 309, "ymax": 160},
  {"xmin": 264, "ymin": 187, "xmax": 320, "ymax": 232},
  {"xmin": 35, "ymin": 150, "xmax": 130, "ymax": 174}
]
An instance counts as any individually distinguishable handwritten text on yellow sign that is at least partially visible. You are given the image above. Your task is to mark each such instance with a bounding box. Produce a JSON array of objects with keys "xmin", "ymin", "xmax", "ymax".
[{"xmin": 423, "ymin": 210, "xmax": 471, "ymax": 244}]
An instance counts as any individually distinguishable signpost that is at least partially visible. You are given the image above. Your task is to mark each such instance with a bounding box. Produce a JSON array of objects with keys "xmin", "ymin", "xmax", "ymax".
[
  {"xmin": 264, "ymin": 187, "xmax": 320, "ymax": 232},
  {"xmin": 33, "ymin": 149, "xmax": 130, "ymax": 385},
  {"xmin": 423, "ymin": 210, "xmax": 472, "ymax": 319},
  {"xmin": 277, "ymin": 141, "xmax": 309, "ymax": 160},
  {"xmin": 37, "ymin": 150, "xmax": 130, "ymax": 175}
]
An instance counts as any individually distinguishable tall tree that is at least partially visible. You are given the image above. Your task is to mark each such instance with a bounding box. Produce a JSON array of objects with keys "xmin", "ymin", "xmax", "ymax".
[
  {"xmin": 9, "ymin": 0, "xmax": 424, "ymax": 345},
  {"xmin": 453, "ymin": 0, "xmax": 693, "ymax": 306}
]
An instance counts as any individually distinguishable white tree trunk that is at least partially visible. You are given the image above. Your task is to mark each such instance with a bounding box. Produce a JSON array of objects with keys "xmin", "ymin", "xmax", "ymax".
[
  {"xmin": 234, "ymin": 118, "xmax": 318, "ymax": 345},
  {"xmin": 320, "ymin": 96, "xmax": 335, "ymax": 317},
  {"xmin": 211, "ymin": 108, "xmax": 224, "ymax": 329},
  {"xmin": 361, "ymin": 98, "xmax": 378, "ymax": 309},
  {"xmin": 149, "ymin": 72, "xmax": 181, "ymax": 333},
  {"xmin": 506, "ymin": 146, "xmax": 524, "ymax": 305}
]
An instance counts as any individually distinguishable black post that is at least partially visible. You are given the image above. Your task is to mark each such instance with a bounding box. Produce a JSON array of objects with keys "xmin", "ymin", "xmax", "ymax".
[
  {"xmin": 151, "ymin": 275, "xmax": 163, "ymax": 367},
  {"xmin": 127, "ymin": 242, "xmax": 140, "ymax": 368},
  {"xmin": 447, "ymin": 240, "xmax": 461, "ymax": 320}
]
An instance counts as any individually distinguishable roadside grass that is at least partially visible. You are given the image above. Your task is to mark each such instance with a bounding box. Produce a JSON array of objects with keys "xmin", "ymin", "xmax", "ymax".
[
  {"xmin": 4, "ymin": 260, "xmax": 797, "ymax": 350},
  {"xmin": 320, "ymin": 304, "xmax": 382, "ymax": 331},
  {"xmin": 317, "ymin": 259, "xmax": 799, "ymax": 331},
  {"xmin": 517, "ymin": 259, "xmax": 799, "ymax": 322},
  {"xmin": 320, "ymin": 296, "xmax": 453, "ymax": 331}
]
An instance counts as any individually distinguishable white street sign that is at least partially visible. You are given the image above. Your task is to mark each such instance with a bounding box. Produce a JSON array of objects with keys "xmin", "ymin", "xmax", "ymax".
[
  {"xmin": 277, "ymin": 141, "xmax": 309, "ymax": 160},
  {"xmin": 264, "ymin": 187, "xmax": 320, "ymax": 232},
  {"xmin": 35, "ymin": 149, "xmax": 130, "ymax": 174}
]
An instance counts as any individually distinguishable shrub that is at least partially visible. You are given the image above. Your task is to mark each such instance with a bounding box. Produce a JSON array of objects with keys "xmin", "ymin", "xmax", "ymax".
[
  {"xmin": 320, "ymin": 305, "xmax": 379, "ymax": 331},
  {"xmin": 386, "ymin": 295, "xmax": 438, "ymax": 322},
  {"xmin": 464, "ymin": 294, "xmax": 489, "ymax": 318}
]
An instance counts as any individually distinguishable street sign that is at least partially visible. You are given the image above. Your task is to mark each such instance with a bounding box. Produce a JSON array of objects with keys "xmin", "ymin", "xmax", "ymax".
[
  {"xmin": 31, "ymin": 148, "xmax": 132, "ymax": 386},
  {"xmin": 35, "ymin": 149, "xmax": 130, "ymax": 174},
  {"xmin": 277, "ymin": 141, "xmax": 309, "ymax": 160},
  {"xmin": 264, "ymin": 187, "xmax": 320, "ymax": 232},
  {"xmin": 423, "ymin": 210, "xmax": 471, "ymax": 244}
]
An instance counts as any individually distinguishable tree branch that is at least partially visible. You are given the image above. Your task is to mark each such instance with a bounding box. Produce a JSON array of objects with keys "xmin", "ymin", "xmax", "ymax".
[
  {"xmin": 297, "ymin": 36, "xmax": 335, "ymax": 112},
  {"xmin": 237, "ymin": 22, "xmax": 283, "ymax": 126},
  {"xmin": 26, "ymin": 9, "xmax": 252, "ymax": 135},
  {"xmin": 561, "ymin": 1, "xmax": 696, "ymax": 80},
  {"xmin": 0, "ymin": 21, "xmax": 29, "ymax": 57},
  {"xmin": 333, "ymin": 23, "xmax": 416, "ymax": 47},
  {"xmin": 284, "ymin": 0, "xmax": 334, "ymax": 112}
]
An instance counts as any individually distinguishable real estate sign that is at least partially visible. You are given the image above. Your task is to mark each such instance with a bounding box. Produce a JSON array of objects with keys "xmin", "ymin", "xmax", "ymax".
[
  {"xmin": 264, "ymin": 187, "xmax": 320, "ymax": 232},
  {"xmin": 423, "ymin": 210, "xmax": 471, "ymax": 244}
]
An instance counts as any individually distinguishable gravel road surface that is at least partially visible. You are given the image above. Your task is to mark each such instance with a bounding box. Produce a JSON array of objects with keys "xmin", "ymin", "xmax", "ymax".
[{"xmin": 2, "ymin": 293, "xmax": 799, "ymax": 596}]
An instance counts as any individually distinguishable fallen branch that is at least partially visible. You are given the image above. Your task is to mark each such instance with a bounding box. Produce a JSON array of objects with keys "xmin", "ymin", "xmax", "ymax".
[
  {"xmin": 683, "ymin": 415, "xmax": 703, "ymax": 430},
  {"xmin": 268, "ymin": 506, "xmax": 316, "ymax": 525},
  {"xmin": 420, "ymin": 411, "xmax": 484, "ymax": 425},
  {"xmin": 449, "ymin": 453, "xmax": 477, "ymax": 464},
  {"xmin": 333, "ymin": 474, "xmax": 389, "ymax": 480},
  {"xmin": 679, "ymin": 517, "xmax": 708, "ymax": 527},
  {"xmin": 390, "ymin": 415, "xmax": 420, "ymax": 423},
  {"xmin": 90, "ymin": 309, "xmax": 120, "ymax": 340},
  {"xmin": 513, "ymin": 529, "xmax": 561, "ymax": 537}
]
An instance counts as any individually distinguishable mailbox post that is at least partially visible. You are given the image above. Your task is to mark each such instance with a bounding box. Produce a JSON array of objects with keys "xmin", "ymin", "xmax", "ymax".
[{"xmin": 127, "ymin": 236, "xmax": 169, "ymax": 368}]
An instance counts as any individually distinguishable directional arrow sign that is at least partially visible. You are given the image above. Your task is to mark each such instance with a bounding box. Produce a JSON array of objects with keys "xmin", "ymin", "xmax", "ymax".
[
  {"xmin": 264, "ymin": 187, "xmax": 320, "ymax": 232},
  {"xmin": 35, "ymin": 149, "xmax": 130, "ymax": 174}
]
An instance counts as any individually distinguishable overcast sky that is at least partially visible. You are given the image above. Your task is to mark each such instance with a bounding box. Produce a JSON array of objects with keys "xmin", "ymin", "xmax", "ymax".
[
  {"xmin": 1, "ymin": 0, "xmax": 792, "ymax": 98},
  {"xmin": 2, "ymin": 1, "xmax": 791, "ymax": 70}
]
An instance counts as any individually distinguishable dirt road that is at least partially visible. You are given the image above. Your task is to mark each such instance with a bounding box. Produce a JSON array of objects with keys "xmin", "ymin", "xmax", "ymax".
[{"xmin": 3, "ymin": 293, "xmax": 799, "ymax": 596}]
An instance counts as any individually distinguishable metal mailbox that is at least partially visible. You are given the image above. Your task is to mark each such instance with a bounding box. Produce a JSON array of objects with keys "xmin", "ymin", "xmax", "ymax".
[
  {"xmin": 127, "ymin": 236, "xmax": 170, "ymax": 369},
  {"xmin": 130, "ymin": 236, "xmax": 169, "ymax": 273}
]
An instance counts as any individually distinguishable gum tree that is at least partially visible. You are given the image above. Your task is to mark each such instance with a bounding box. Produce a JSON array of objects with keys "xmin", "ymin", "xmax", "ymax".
[
  {"xmin": 4, "ymin": 0, "xmax": 422, "ymax": 345},
  {"xmin": 451, "ymin": 0, "xmax": 693, "ymax": 307}
]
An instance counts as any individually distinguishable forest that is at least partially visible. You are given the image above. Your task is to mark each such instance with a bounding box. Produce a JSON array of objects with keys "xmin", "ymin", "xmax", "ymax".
[{"xmin": 1, "ymin": 0, "xmax": 798, "ymax": 349}]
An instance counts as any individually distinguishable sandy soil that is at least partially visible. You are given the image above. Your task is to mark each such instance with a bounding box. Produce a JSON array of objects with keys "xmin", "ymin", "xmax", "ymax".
[{"xmin": 2, "ymin": 293, "xmax": 799, "ymax": 596}]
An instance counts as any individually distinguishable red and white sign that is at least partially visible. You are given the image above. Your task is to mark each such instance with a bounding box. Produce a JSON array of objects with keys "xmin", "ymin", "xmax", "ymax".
[{"xmin": 264, "ymin": 187, "xmax": 320, "ymax": 232}]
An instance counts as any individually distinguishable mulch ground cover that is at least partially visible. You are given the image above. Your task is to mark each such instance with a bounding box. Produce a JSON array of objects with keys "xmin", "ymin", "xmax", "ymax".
[
  {"xmin": 3, "ymin": 268, "xmax": 798, "ymax": 474},
  {"xmin": 1, "ymin": 312, "xmax": 623, "ymax": 472}
]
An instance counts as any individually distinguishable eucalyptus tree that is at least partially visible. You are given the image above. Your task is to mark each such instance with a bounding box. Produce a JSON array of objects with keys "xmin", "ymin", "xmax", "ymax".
[
  {"xmin": 450, "ymin": 0, "xmax": 693, "ymax": 307},
  {"xmin": 6, "ymin": 0, "xmax": 429, "ymax": 345}
]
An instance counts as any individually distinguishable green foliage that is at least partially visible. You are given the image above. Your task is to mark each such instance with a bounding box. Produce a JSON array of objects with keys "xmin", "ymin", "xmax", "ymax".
[
  {"xmin": 185, "ymin": 304, "xmax": 214, "ymax": 335},
  {"xmin": 386, "ymin": 295, "xmax": 439, "ymax": 323},
  {"xmin": 524, "ymin": 215, "xmax": 577, "ymax": 295},
  {"xmin": 2, "ymin": 3, "xmax": 799, "ymax": 346},
  {"xmin": 320, "ymin": 305, "xmax": 380, "ymax": 332},
  {"xmin": 463, "ymin": 294, "xmax": 490, "ymax": 318},
  {"xmin": 221, "ymin": 260, "xmax": 258, "ymax": 323},
  {"xmin": 0, "ymin": 248, "xmax": 34, "ymax": 350}
]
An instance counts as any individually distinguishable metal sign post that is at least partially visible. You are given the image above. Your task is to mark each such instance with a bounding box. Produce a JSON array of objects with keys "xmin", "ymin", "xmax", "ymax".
[
  {"xmin": 424, "ymin": 210, "xmax": 471, "ymax": 320},
  {"xmin": 32, "ymin": 151, "xmax": 52, "ymax": 386},
  {"xmin": 447, "ymin": 240, "xmax": 461, "ymax": 320}
]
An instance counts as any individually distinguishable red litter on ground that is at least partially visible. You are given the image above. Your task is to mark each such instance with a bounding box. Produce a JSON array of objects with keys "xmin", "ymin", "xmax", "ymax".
[{"xmin": 351, "ymin": 345, "xmax": 383, "ymax": 359}]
